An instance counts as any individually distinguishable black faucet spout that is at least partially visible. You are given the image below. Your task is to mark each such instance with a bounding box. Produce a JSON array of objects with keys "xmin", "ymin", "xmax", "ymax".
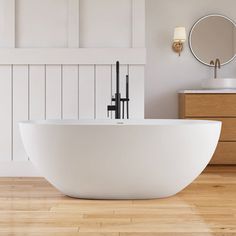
[
  {"xmin": 107, "ymin": 61, "xmax": 129, "ymax": 119},
  {"xmin": 115, "ymin": 61, "xmax": 121, "ymax": 119},
  {"xmin": 116, "ymin": 61, "xmax": 120, "ymax": 95}
]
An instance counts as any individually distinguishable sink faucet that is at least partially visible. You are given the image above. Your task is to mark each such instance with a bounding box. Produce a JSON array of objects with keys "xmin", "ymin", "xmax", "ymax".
[
  {"xmin": 213, "ymin": 58, "xmax": 221, "ymax": 79},
  {"xmin": 107, "ymin": 61, "xmax": 129, "ymax": 119}
]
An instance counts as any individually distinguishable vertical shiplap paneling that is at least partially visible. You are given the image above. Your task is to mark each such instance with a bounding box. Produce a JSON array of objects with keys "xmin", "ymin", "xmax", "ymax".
[
  {"xmin": 129, "ymin": 65, "xmax": 144, "ymax": 118},
  {"xmin": 96, "ymin": 65, "xmax": 112, "ymax": 119},
  {"xmin": 0, "ymin": 66, "xmax": 12, "ymax": 161},
  {"xmin": 62, "ymin": 65, "xmax": 78, "ymax": 119},
  {"xmin": 13, "ymin": 65, "xmax": 28, "ymax": 161},
  {"xmin": 46, "ymin": 65, "xmax": 62, "ymax": 119},
  {"xmin": 79, "ymin": 65, "xmax": 94, "ymax": 119},
  {"xmin": 29, "ymin": 65, "xmax": 45, "ymax": 120},
  {"xmin": 112, "ymin": 64, "xmax": 128, "ymax": 119}
]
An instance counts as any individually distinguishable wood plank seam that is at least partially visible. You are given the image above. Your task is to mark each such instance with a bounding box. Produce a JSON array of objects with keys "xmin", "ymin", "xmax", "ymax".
[{"xmin": 11, "ymin": 65, "xmax": 13, "ymax": 161}]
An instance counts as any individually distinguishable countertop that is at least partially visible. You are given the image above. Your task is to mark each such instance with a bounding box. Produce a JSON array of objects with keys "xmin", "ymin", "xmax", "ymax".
[{"xmin": 179, "ymin": 89, "xmax": 236, "ymax": 94}]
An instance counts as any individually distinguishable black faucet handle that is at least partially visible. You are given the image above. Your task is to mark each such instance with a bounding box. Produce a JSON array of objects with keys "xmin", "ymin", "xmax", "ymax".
[
  {"xmin": 107, "ymin": 105, "xmax": 116, "ymax": 111},
  {"xmin": 107, "ymin": 105, "xmax": 116, "ymax": 118}
]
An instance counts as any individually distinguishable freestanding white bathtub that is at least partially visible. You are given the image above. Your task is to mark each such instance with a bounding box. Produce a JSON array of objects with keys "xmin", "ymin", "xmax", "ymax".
[{"xmin": 19, "ymin": 119, "xmax": 221, "ymax": 199}]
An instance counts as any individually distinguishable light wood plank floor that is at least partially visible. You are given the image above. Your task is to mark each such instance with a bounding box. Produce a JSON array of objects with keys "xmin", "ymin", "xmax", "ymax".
[{"xmin": 0, "ymin": 166, "xmax": 235, "ymax": 236}]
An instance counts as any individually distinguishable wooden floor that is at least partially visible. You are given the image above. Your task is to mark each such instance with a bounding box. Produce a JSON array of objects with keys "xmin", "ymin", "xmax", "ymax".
[{"xmin": 0, "ymin": 166, "xmax": 235, "ymax": 236}]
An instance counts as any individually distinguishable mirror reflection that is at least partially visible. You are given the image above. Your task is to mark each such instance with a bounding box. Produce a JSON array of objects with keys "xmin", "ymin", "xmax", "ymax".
[{"xmin": 189, "ymin": 15, "xmax": 236, "ymax": 66}]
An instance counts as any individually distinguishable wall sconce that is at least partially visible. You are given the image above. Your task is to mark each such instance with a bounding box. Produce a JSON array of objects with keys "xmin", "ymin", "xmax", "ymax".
[{"xmin": 172, "ymin": 27, "xmax": 186, "ymax": 56}]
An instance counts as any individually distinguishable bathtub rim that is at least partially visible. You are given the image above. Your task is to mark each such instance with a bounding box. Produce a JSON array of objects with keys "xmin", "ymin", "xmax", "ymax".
[{"xmin": 19, "ymin": 119, "xmax": 221, "ymax": 127}]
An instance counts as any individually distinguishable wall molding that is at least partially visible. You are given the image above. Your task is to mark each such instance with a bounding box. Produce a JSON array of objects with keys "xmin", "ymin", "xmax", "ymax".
[
  {"xmin": 4, "ymin": 0, "xmax": 146, "ymax": 50},
  {"xmin": 0, "ymin": 48, "xmax": 146, "ymax": 65}
]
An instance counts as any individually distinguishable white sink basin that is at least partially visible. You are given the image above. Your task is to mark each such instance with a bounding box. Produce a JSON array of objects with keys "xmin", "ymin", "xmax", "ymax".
[{"xmin": 201, "ymin": 78, "xmax": 236, "ymax": 89}]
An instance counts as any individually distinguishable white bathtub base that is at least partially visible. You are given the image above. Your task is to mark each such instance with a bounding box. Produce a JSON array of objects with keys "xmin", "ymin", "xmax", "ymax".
[{"xmin": 19, "ymin": 119, "xmax": 221, "ymax": 199}]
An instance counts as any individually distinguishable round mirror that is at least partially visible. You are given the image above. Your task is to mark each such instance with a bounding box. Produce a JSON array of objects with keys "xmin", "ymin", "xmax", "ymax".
[{"xmin": 189, "ymin": 14, "xmax": 236, "ymax": 66}]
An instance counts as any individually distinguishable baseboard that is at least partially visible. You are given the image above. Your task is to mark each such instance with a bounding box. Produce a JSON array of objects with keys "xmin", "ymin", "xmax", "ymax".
[{"xmin": 0, "ymin": 161, "xmax": 40, "ymax": 177}]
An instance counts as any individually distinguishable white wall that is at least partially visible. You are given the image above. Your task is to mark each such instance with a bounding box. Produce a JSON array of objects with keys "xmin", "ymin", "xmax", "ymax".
[{"xmin": 145, "ymin": 0, "xmax": 236, "ymax": 118}]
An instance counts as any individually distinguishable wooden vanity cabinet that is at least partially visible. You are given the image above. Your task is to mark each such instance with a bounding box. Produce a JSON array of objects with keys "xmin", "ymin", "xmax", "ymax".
[{"xmin": 179, "ymin": 92, "xmax": 236, "ymax": 164}]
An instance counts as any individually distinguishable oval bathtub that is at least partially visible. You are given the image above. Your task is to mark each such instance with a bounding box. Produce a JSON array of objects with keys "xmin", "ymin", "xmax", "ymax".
[{"xmin": 19, "ymin": 119, "xmax": 221, "ymax": 199}]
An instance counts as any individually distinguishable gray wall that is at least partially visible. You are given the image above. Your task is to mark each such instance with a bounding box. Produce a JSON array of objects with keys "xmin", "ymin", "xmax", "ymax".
[{"xmin": 145, "ymin": 0, "xmax": 236, "ymax": 118}]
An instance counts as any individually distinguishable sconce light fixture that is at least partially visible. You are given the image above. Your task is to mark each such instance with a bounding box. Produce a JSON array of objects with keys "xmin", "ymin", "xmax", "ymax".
[{"xmin": 172, "ymin": 27, "xmax": 186, "ymax": 56}]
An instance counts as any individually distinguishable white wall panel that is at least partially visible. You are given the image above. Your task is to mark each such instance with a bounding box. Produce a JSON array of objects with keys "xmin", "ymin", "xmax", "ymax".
[
  {"xmin": 46, "ymin": 65, "xmax": 62, "ymax": 119},
  {"xmin": 13, "ymin": 65, "xmax": 28, "ymax": 161},
  {"xmin": 129, "ymin": 65, "xmax": 144, "ymax": 118},
  {"xmin": 62, "ymin": 65, "xmax": 78, "ymax": 119},
  {"xmin": 0, "ymin": 0, "xmax": 15, "ymax": 47},
  {"xmin": 29, "ymin": 65, "xmax": 45, "ymax": 120},
  {"xmin": 79, "ymin": 0, "xmax": 132, "ymax": 48},
  {"xmin": 79, "ymin": 65, "xmax": 94, "ymax": 119},
  {"xmin": 68, "ymin": 0, "xmax": 79, "ymax": 47},
  {"xmin": 96, "ymin": 65, "xmax": 112, "ymax": 119},
  {"xmin": 132, "ymin": 0, "xmax": 145, "ymax": 47},
  {"xmin": 0, "ymin": 66, "xmax": 12, "ymax": 161},
  {"xmin": 15, "ymin": 0, "xmax": 68, "ymax": 48},
  {"xmin": 0, "ymin": 0, "xmax": 145, "ymax": 176}
]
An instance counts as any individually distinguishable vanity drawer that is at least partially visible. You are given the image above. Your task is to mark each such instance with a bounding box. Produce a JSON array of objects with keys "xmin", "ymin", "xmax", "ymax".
[
  {"xmin": 189, "ymin": 118, "xmax": 236, "ymax": 141},
  {"xmin": 211, "ymin": 142, "xmax": 236, "ymax": 164},
  {"xmin": 212, "ymin": 118, "xmax": 236, "ymax": 141},
  {"xmin": 179, "ymin": 93, "xmax": 236, "ymax": 164},
  {"xmin": 183, "ymin": 94, "xmax": 236, "ymax": 117}
]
